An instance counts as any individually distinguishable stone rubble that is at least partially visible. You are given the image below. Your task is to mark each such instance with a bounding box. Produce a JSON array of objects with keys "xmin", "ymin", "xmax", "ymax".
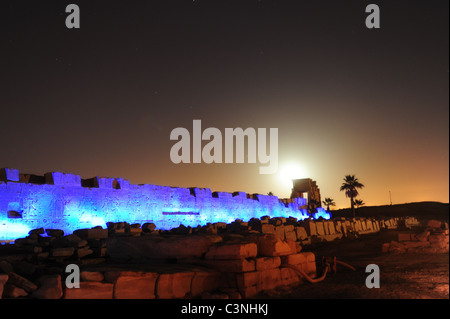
[
  {"xmin": 0, "ymin": 215, "xmax": 436, "ymax": 299},
  {"xmin": 382, "ymin": 219, "xmax": 449, "ymax": 254}
]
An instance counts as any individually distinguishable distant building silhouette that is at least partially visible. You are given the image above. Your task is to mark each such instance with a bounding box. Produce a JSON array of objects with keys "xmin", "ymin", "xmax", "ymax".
[{"xmin": 291, "ymin": 178, "xmax": 322, "ymax": 212}]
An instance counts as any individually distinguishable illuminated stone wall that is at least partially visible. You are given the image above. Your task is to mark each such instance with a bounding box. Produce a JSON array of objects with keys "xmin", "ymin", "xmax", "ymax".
[{"xmin": 0, "ymin": 169, "xmax": 309, "ymax": 240}]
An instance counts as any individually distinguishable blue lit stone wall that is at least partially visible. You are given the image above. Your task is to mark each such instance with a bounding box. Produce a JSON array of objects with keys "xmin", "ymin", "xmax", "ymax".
[{"xmin": 0, "ymin": 169, "xmax": 310, "ymax": 240}]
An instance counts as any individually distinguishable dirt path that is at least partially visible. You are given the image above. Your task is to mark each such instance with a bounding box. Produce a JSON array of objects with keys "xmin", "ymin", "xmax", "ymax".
[{"xmin": 256, "ymin": 230, "xmax": 449, "ymax": 299}]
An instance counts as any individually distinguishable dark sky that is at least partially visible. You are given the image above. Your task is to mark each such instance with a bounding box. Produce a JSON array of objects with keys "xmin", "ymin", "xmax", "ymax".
[{"xmin": 0, "ymin": 0, "xmax": 448, "ymax": 207}]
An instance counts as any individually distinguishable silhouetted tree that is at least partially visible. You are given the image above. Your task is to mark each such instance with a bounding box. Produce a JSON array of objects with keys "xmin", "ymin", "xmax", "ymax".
[
  {"xmin": 322, "ymin": 197, "xmax": 336, "ymax": 211},
  {"xmin": 354, "ymin": 199, "xmax": 365, "ymax": 217},
  {"xmin": 340, "ymin": 175, "xmax": 365, "ymax": 219},
  {"xmin": 354, "ymin": 199, "xmax": 365, "ymax": 208},
  {"xmin": 267, "ymin": 191, "xmax": 274, "ymax": 196}
]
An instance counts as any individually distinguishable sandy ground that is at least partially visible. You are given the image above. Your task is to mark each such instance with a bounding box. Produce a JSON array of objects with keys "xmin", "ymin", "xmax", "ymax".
[{"xmin": 256, "ymin": 229, "xmax": 449, "ymax": 299}]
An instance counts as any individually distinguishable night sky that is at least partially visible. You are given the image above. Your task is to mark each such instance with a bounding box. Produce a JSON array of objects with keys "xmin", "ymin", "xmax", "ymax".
[{"xmin": 0, "ymin": 0, "xmax": 448, "ymax": 208}]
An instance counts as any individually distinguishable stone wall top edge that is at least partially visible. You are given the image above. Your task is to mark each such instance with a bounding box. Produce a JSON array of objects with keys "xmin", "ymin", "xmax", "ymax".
[{"xmin": 0, "ymin": 168, "xmax": 296, "ymax": 203}]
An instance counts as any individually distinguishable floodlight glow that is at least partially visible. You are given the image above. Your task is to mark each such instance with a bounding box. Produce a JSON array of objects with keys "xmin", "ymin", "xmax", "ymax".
[
  {"xmin": 278, "ymin": 162, "xmax": 308, "ymax": 189},
  {"xmin": 313, "ymin": 207, "xmax": 331, "ymax": 220},
  {"xmin": 0, "ymin": 175, "xmax": 317, "ymax": 240},
  {"xmin": 0, "ymin": 220, "xmax": 31, "ymax": 241}
]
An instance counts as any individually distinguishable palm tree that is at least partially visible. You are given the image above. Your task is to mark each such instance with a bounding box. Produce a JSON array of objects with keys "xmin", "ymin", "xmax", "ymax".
[
  {"xmin": 340, "ymin": 175, "xmax": 365, "ymax": 219},
  {"xmin": 354, "ymin": 199, "xmax": 365, "ymax": 217},
  {"xmin": 322, "ymin": 197, "xmax": 336, "ymax": 212},
  {"xmin": 354, "ymin": 199, "xmax": 365, "ymax": 208}
]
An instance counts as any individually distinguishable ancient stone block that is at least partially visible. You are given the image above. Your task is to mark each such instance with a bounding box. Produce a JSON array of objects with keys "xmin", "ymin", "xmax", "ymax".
[
  {"xmin": 322, "ymin": 222, "xmax": 330, "ymax": 235},
  {"xmin": 257, "ymin": 268, "xmax": 281, "ymax": 291},
  {"xmin": 295, "ymin": 227, "xmax": 308, "ymax": 240},
  {"xmin": 388, "ymin": 241, "xmax": 406, "ymax": 253},
  {"xmin": 29, "ymin": 228, "xmax": 45, "ymax": 236},
  {"xmin": 44, "ymin": 172, "xmax": 81, "ymax": 187},
  {"xmin": 31, "ymin": 275, "xmax": 63, "ymax": 299},
  {"xmin": 360, "ymin": 220, "xmax": 367, "ymax": 231},
  {"xmin": 327, "ymin": 221, "xmax": 336, "ymax": 235},
  {"xmin": 374, "ymin": 221, "xmax": 380, "ymax": 231},
  {"xmin": 315, "ymin": 222, "xmax": 325, "ymax": 236},
  {"xmin": 77, "ymin": 247, "xmax": 94, "ymax": 259},
  {"xmin": 3, "ymin": 284, "xmax": 28, "ymax": 298},
  {"xmin": 303, "ymin": 262, "xmax": 316, "ymax": 276},
  {"xmin": 142, "ymin": 223, "xmax": 157, "ymax": 232},
  {"xmin": 51, "ymin": 247, "xmax": 75, "ymax": 257},
  {"xmin": 81, "ymin": 271, "xmax": 104, "ymax": 282},
  {"xmin": 126, "ymin": 227, "xmax": 142, "ymax": 236},
  {"xmin": 284, "ymin": 224, "xmax": 294, "ymax": 233},
  {"xmin": 398, "ymin": 233, "xmax": 412, "ymax": 242},
  {"xmin": 51, "ymin": 234, "xmax": 88, "ymax": 248},
  {"xmin": 7, "ymin": 272, "xmax": 38, "ymax": 293},
  {"xmin": 45, "ymin": 229, "xmax": 64, "ymax": 238},
  {"xmin": 257, "ymin": 234, "xmax": 292, "ymax": 257},
  {"xmin": 236, "ymin": 271, "xmax": 259, "ymax": 289},
  {"xmin": 74, "ymin": 228, "xmax": 108, "ymax": 240},
  {"xmin": 255, "ymin": 257, "xmax": 281, "ymax": 271},
  {"xmin": 281, "ymin": 253, "xmax": 307, "ymax": 265},
  {"xmin": 156, "ymin": 271, "xmax": 194, "ymax": 299},
  {"xmin": 0, "ymin": 274, "xmax": 9, "ymax": 299},
  {"xmin": 429, "ymin": 234, "xmax": 447, "ymax": 243},
  {"xmin": 427, "ymin": 220, "xmax": 442, "ymax": 229},
  {"xmin": 261, "ymin": 224, "xmax": 275, "ymax": 234},
  {"xmin": 285, "ymin": 231, "xmax": 297, "ymax": 241},
  {"xmin": 0, "ymin": 168, "xmax": 19, "ymax": 182},
  {"xmin": 238, "ymin": 285, "xmax": 258, "ymax": 298},
  {"xmin": 36, "ymin": 252, "xmax": 50, "ymax": 262},
  {"xmin": 205, "ymin": 242, "xmax": 257, "ymax": 260},
  {"xmin": 302, "ymin": 252, "xmax": 315, "ymax": 263},
  {"xmin": 304, "ymin": 221, "xmax": 317, "ymax": 236},
  {"xmin": 286, "ymin": 239, "xmax": 297, "ymax": 254},
  {"xmin": 114, "ymin": 272, "xmax": 158, "ymax": 299},
  {"xmin": 269, "ymin": 218, "xmax": 283, "ymax": 226},
  {"xmin": 430, "ymin": 241, "xmax": 447, "ymax": 249},
  {"xmin": 280, "ymin": 267, "xmax": 301, "ymax": 286},
  {"xmin": 107, "ymin": 235, "xmax": 222, "ymax": 260},
  {"xmin": 341, "ymin": 222, "xmax": 348, "ymax": 236},
  {"xmin": 191, "ymin": 271, "xmax": 222, "ymax": 297},
  {"xmin": 260, "ymin": 215, "xmax": 270, "ymax": 223},
  {"xmin": 64, "ymin": 282, "xmax": 114, "ymax": 299},
  {"xmin": 334, "ymin": 221, "xmax": 341, "ymax": 232},
  {"xmin": 203, "ymin": 258, "xmax": 255, "ymax": 272},
  {"xmin": 274, "ymin": 226, "xmax": 285, "ymax": 240}
]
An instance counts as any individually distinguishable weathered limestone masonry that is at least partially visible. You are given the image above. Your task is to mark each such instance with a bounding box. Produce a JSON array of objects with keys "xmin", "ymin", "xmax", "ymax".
[
  {"xmin": 0, "ymin": 168, "xmax": 309, "ymax": 240},
  {"xmin": 382, "ymin": 219, "xmax": 449, "ymax": 254},
  {"xmin": 291, "ymin": 178, "xmax": 321, "ymax": 210},
  {"xmin": 0, "ymin": 214, "xmax": 417, "ymax": 299}
]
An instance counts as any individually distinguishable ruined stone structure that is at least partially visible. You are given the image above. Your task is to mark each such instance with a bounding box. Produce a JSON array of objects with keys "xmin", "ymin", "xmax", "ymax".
[
  {"xmin": 0, "ymin": 168, "xmax": 312, "ymax": 240},
  {"xmin": 290, "ymin": 178, "xmax": 322, "ymax": 211}
]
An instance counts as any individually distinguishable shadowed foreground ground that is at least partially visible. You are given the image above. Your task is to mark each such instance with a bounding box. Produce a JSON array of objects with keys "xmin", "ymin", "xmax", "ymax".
[{"xmin": 256, "ymin": 229, "xmax": 449, "ymax": 299}]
